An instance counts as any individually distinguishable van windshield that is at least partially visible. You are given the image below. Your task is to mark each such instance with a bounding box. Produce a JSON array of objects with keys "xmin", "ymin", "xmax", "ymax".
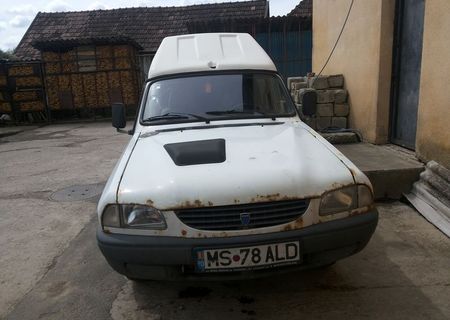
[{"xmin": 141, "ymin": 73, "xmax": 296, "ymax": 124}]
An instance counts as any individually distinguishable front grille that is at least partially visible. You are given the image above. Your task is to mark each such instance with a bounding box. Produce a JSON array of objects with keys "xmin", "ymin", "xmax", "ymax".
[{"xmin": 175, "ymin": 199, "xmax": 310, "ymax": 231}]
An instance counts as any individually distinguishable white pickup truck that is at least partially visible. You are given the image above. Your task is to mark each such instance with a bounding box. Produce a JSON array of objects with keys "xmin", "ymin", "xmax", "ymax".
[{"xmin": 96, "ymin": 33, "xmax": 378, "ymax": 280}]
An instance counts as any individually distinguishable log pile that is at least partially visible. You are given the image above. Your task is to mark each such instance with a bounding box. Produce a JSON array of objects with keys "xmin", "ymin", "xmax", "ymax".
[
  {"xmin": 0, "ymin": 60, "xmax": 45, "ymax": 115},
  {"xmin": 42, "ymin": 44, "xmax": 139, "ymax": 111},
  {"xmin": 8, "ymin": 65, "xmax": 34, "ymax": 77},
  {"xmin": 0, "ymin": 64, "xmax": 9, "ymax": 113},
  {"xmin": 15, "ymin": 76, "xmax": 42, "ymax": 87}
]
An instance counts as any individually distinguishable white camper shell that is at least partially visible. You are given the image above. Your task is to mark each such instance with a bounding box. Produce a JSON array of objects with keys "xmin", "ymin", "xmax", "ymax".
[
  {"xmin": 97, "ymin": 33, "xmax": 378, "ymax": 280},
  {"xmin": 148, "ymin": 33, "xmax": 276, "ymax": 79}
]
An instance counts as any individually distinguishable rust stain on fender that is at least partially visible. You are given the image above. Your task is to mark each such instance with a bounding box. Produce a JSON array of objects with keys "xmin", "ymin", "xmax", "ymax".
[
  {"xmin": 181, "ymin": 229, "xmax": 187, "ymax": 236},
  {"xmin": 283, "ymin": 218, "xmax": 304, "ymax": 231},
  {"xmin": 348, "ymin": 167, "xmax": 357, "ymax": 180},
  {"xmin": 349, "ymin": 204, "xmax": 375, "ymax": 217},
  {"xmin": 330, "ymin": 182, "xmax": 345, "ymax": 190},
  {"xmin": 294, "ymin": 218, "xmax": 304, "ymax": 228}
]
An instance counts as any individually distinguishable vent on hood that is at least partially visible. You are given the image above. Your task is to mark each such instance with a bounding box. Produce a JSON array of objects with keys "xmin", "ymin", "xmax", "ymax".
[{"xmin": 164, "ymin": 139, "xmax": 226, "ymax": 166}]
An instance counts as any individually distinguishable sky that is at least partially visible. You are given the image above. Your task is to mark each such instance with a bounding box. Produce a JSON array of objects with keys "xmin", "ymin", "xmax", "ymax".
[{"xmin": 0, "ymin": 0, "xmax": 300, "ymax": 51}]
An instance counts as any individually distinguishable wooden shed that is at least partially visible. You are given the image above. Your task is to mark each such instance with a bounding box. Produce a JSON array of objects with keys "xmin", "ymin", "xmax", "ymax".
[
  {"xmin": 8, "ymin": 1, "xmax": 272, "ymax": 121},
  {"xmin": 33, "ymin": 38, "xmax": 141, "ymax": 117}
]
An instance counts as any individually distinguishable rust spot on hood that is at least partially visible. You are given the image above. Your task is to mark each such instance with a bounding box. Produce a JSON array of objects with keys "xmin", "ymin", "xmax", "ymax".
[
  {"xmin": 146, "ymin": 199, "xmax": 154, "ymax": 206},
  {"xmin": 170, "ymin": 199, "xmax": 210, "ymax": 210},
  {"xmin": 250, "ymin": 193, "xmax": 304, "ymax": 203},
  {"xmin": 178, "ymin": 200, "xmax": 200, "ymax": 209}
]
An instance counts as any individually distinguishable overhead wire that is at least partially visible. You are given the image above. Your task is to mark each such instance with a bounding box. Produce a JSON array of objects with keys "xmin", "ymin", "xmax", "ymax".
[{"xmin": 312, "ymin": 0, "xmax": 355, "ymax": 84}]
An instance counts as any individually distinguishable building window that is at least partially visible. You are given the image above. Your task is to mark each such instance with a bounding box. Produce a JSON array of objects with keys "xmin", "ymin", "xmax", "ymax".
[{"xmin": 77, "ymin": 46, "xmax": 96, "ymax": 72}]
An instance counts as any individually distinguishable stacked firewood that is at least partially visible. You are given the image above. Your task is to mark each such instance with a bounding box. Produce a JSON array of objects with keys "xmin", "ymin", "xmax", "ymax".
[{"xmin": 40, "ymin": 44, "xmax": 139, "ymax": 111}]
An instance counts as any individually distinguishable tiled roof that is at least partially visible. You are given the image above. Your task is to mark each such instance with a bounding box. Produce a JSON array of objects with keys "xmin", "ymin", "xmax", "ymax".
[
  {"xmin": 15, "ymin": 1, "xmax": 268, "ymax": 60},
  {"xmin": 288, "ymin": 0, "xmax": 312, "ymax": 18}
]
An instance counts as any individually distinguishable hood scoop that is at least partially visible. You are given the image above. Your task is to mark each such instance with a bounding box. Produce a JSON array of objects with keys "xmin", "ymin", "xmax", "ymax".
[{"xmin": 164, "ymin": 139, "xmax": 226, "ymax": 166}]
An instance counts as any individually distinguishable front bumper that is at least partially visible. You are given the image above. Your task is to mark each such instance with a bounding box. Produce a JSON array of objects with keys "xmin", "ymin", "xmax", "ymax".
[{"xmin": 97, "ymin": 209, "xmax": 378, "ymax": 280}]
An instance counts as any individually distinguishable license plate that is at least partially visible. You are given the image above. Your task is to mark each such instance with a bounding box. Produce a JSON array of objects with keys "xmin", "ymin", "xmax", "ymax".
[{"xmin": 195, "ymin": 241, "xmax": 300, "ymax": 272}]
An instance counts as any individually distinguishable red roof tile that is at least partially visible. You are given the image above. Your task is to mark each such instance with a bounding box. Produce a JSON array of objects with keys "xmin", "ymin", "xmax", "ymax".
[
  {"xmin": 288, "ymin": 0, "xmax": 312, "ymax": 18},
  {"xmin": 15, "ymin": 1, "xmax": 268, "ymax": 60}
]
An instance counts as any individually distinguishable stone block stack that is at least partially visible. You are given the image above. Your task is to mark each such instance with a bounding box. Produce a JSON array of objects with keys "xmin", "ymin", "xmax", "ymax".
[{"xmin": 287, "ymin": 74, "xmax": 349, "ymax": 131}]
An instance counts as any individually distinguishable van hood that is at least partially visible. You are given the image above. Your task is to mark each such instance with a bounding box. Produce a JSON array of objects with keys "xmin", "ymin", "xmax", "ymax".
[{"xmin": 117, "ymin": 121, "xmax": 355, "ymax": 209}]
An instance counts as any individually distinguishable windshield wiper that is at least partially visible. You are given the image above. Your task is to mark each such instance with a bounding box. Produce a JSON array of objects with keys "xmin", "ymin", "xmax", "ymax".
[
  {"xmin": 143, "ymin": 112, "xmax": 209, "ymax": 123},
  {"xmin": 205, "ymin": 109, "xmax": 268, "ymax": 116},
  {"xmin": 205, "ymin": 109, "xmax": 274, "ymax": 118}
]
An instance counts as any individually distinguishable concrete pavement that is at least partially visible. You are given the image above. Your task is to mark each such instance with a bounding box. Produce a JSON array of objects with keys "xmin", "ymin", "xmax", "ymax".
[
  {"xmin": 1, "ymin": 123, "xmax": 449, "ymax": 319},
  {"xmin": 0, "ymin": 125, "xmax": 40, "ymax": 138},
  {"xmin": 0, "ymin": 123, "xmax": 129, "ymax": 317}
]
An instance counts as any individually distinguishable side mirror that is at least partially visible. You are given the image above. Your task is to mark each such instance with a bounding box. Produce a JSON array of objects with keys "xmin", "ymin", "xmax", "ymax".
[
  {"xmin": 302, "ymin": 91, "xmax": 317, "ymax": 117},
  {"xmin": 112, "ymin": 103, "xmax": 126, "ymax": 130}
]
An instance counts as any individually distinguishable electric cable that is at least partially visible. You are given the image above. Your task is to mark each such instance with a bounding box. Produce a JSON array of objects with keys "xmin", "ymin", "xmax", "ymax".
[
  {"xmin": 312, "ymin": 0, "xmax": 355, "ymax": 84},
  {"xmin": 312, "ymin": 0, "xmax": 357, "ymax": 137}
]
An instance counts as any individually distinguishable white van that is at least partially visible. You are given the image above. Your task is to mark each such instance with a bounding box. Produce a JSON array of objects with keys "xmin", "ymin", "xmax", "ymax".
[{"xmin": 97, "ymin": 33, "xmax": 378, "ymax": 280}]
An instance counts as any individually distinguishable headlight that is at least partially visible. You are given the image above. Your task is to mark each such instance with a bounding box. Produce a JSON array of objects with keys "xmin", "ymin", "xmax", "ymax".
[
  {"xmin": 101, "ymin": 204, "xmax": 167, "ymax": 229},
  {"xmin": 319, "ymin": 185, "xmax": 373, "ymax": 216},
  {"xmin": 122, "ymin": 204, "xmax": 166, "ymax": 229},
  {"xmin": 102, "ymin": 205, "xmax": 121, "ymax": 227}
]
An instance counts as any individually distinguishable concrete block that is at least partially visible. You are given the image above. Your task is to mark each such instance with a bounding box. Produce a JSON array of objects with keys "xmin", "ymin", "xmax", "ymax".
[
  {"xmin": 328, "ymin": 74, "xmax": 344, "ymax": 88},
  {"xmin": 334, "ymin": 103, "xmax": 350, "ymax": 116},
  {"xmin": 292, "ymin": 82, "xmax": 307, "ymax": 90},
  {"xmin": 317, "ymin": 90, "xmax": 334, "ymax": 103},
  {"xmin": 308, "ymin": 76, "xmax": 329, "ymax": 89},
  {"xmin": 317, "ymin": 103, "xmax": 334, "ymax": 117},
  {"xmin": 287, "ymin": 77, "xmax": 306, "ymax": 90},
  {"xmin": 317, "ymin": 116, "xmax": 331, "ymax": 130},
  {"xmin": 334, "ymin": 89, "xmax": 348, "ymax": 104},
  {"xmin": 292, "ymin": 90, "xmax": 299, "ymax": 103},
  {"xmin": 332, "ymin": 116, "xmax": 348, "ymax": 129}
]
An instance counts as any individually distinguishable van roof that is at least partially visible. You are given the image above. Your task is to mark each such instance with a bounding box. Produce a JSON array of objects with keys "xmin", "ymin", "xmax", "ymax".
[{"xmin": 148, "ymin": 33, "xmax": 277, "ymax": 79}]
